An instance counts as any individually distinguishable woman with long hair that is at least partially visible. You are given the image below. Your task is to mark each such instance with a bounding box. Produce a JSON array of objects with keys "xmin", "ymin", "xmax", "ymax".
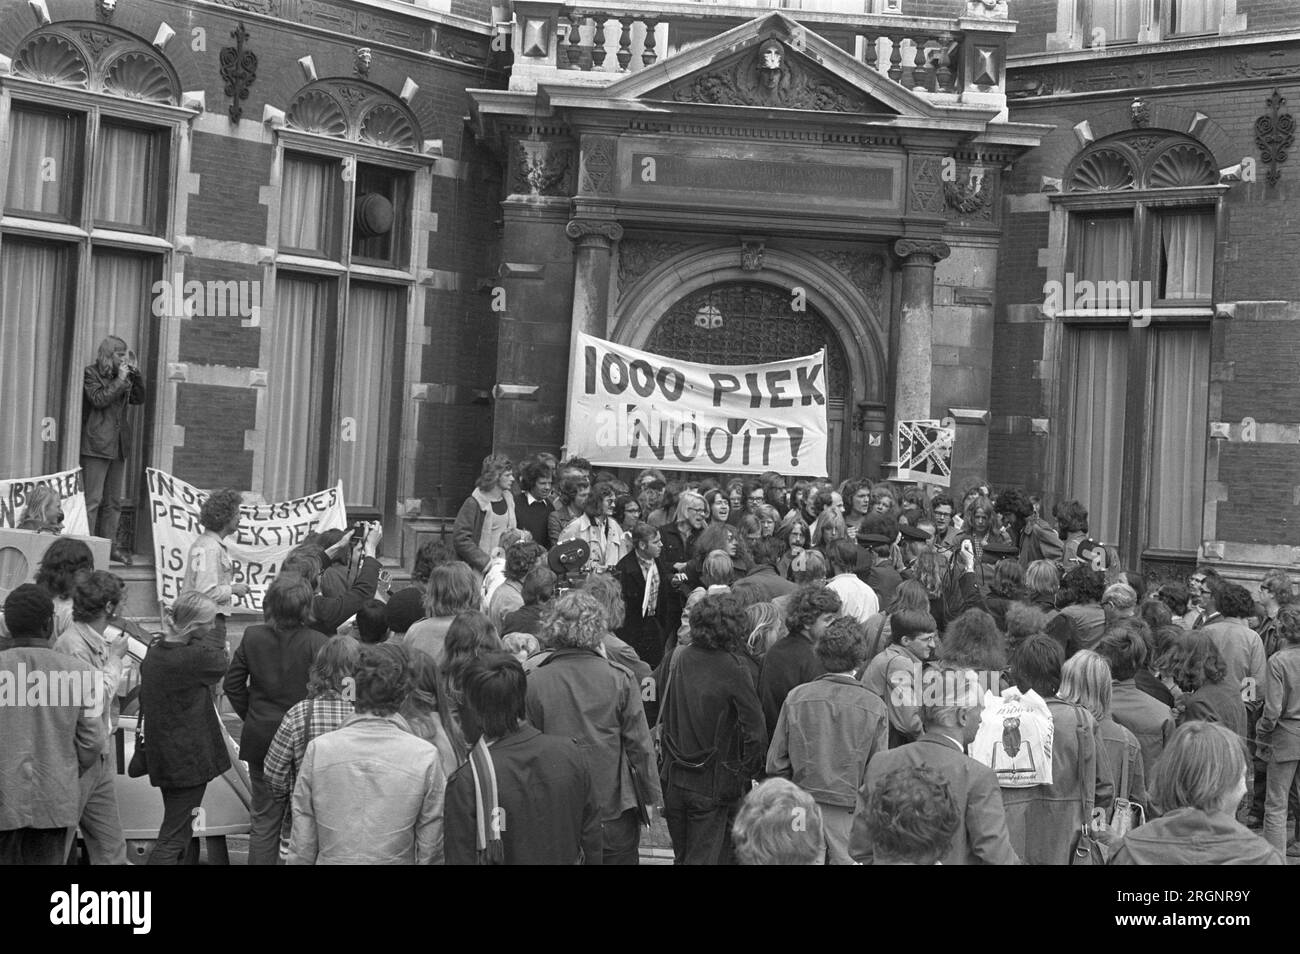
[
  {"xmin": 16, "ymin": 484, "xmax": 63, "ymax": 533},
  {"xmin": 775, "ymin": 517, "xmax": 811, "ymax": 580},
  {"xmin": 223, "ymin": 573, "xmax": 330, "ymax": 865},
  {"xmin": 437, "ymin": 611, "xmax": 504, "ymax": 762},
  {"xmin": 34, "ymin": 537, "xmax": 94, "ymax": 638},
  {"xmin": 453, "ymin": 454, "xmax": 517, "ymax": 571},
  {"xmin": 399, "ymin": 649, "xmax": 460, "ymax": 777},
  {"xmin": 1112, "ymin": 722, "xmax": 1281, "ymax": 864},
  {"xmin": 81, "ymin": 334, "xmax": 144, "ymax": 565},
  {"xmin": 140, "ymin": 591, "xmax": 230, "ymax": 864},
  {"xmin": 404, "ymin": 561, "xmax": 482, "ymax": 664},
  {"xmin": 810, "ymin": 508, "xmax": 846, "ymax": 551},
  {"xmin": 744, "ymin": 601, "xmax": 787, "ymax": 662},
  {"xmin": 1157, "ymin": 630, "xmax": 1247, "ymax": 737}
]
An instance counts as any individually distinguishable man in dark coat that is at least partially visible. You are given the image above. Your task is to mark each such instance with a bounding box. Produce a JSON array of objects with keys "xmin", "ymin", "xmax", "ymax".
[
  {"xmin": 614, "ymin": 523, "xmax": 672, "ymax": 668},
  {"xmin": 446, "ymin": 653, "xmax": 602, "ymax": 864},
  {"xmin": 858, "ymin": 533, "xmax": 903, "ymax": 611},
  {"xmin": 513, "ymin": 457, "xmax": 554, "ymax": 548},
  {"xmin": 758, "ymin": 584, "xmax": 841, "ymax": 736},
  {"xmin": 81, "ymin": 335, "xmax": 145, "ymax": 564},
  {"xmin": 731, "ymin": 537, "xmax": 798, "ymax": 606}
]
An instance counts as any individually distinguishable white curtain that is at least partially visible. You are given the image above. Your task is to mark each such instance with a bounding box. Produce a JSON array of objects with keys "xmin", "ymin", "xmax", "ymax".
[
  {"xmin": 1090, "ymin": 0, "xmax": 1140, "ymax": 42},
  {"xmin": 93, "ymin": 124, "xmax": 152, "ymax": 229},
  {"xmin": 265, "ymin": 276, "xmax": 324, "ymax": 500},
  {"xmin": 1170, "ymin": 0, "xmax": 1219, "ymax": 35},
  {"xmin": 6, "ymin": 108, "xmax": 72, "ymax": 218},
  {"xmin": 280, "ymin": 157, "xmax": 329, "ymax": 255},
  {"xmin": 1148, "ymin": 329, "xmax": 1210, "ymax": 551},
  {"xmin": 90, "ymin": 252, "xmax": 153, "ymax": 499},
  {"xmin": 337, "ymin": 284, "xmax": 400, "ymax": 508},
  {"xmin": 1, "ymin": 242, "xmax": 66, "ymax": 476},
  {"xmin": 1068, "ymin": 328, "xmax": 1129, "ymax": 545},
  {"xmin": 1161, "ymin": 212, "xmax": 1214, "ymax": 299},
  {"xmin": 1078, "ymin": 214, "xmax": 1133, "ymax": 310}
]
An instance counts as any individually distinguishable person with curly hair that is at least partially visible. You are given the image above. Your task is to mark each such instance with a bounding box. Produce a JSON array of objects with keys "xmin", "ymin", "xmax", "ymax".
[
  {"xmin": 486, "ymin": 541, "xmax": 543, "ymax": 632},
  {"xmin": 288, "ymin": 641, "xmax": 447, "ymax": 864},
  {"xmin": 525, "ymin": 591, "xmax": 659, "ymax": 865},
  {"xmin": 513, "ymin": 456, "xmax": 554, "ymax": 548},
  {"xmin": 558, "ymin": 480, "xmax": 631, "ymax": 576},
  {"xmin": 995, "ymin": 488, "xmax": 1062, "ymax": 568},
  {"xmin": 1053, "ymin": 499, "xmax": 1090, "ymax": 567},
  {"xmin": 660, "ymin": 593, "xmax": 766, "ymax": 864},
  {"xmin": 939, "ymin": 607, "xmax": 1007, "ymax": 675},
  {"xmin": 1157, "ymin": 629, "xmax": 1246, "ymax": 738},
  {"xmin": 453, "ymin": 454, "xmax": 517, "ymax": 572},
  {"xmin": 436, "ymin": 612, "xmax": 503, "ymax": 761},
  {"xmin": 732, "ymin": 778, "xmax": 825, "ymax": 865},
  {"xmin": 1056, "ymin": 565, "xmax": 1107, "ymax": 655},
  {"xmin": 183, "ymin": 487, "xmax": 250, "ymax": 642},
  {"xmin": 1198, "ymin": 581, "xmax": 1267, "ymax": 704},
  {"xmin": 862, "ymin": 766, "xmax": 960, "ymax": 865},
  {"xmin": 33, "ymin": 537, "xmax": 95, "ymax": 639},
  {"xmin": 758, "ymin": 584, "xmax": 841, "ymax": 736},
  {"xmin": 767, "ymin": 616, "xmax": 886, "ymax": 864},
  {"xmin": 1256, "ymin": 571, "xmax": 1295, "ymax": 659}
]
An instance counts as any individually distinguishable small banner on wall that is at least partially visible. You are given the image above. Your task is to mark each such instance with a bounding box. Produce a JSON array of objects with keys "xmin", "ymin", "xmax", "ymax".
[
  {"xmin": 146, "ymin": 468, "xmax": 347, "ymax": 611},
  {"xmin": 896, "ymin": 419, "xmax": 955, "ymax": 486},
  {"xmin": 0, "ymin": 468, "xmax": 91, "ymax": 536},
  {"xmin": 566, "ymin": 333, "xmax": 830, "ymax": 476}
]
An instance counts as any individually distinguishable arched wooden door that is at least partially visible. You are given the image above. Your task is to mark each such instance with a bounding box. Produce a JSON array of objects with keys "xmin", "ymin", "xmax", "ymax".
[{"xmin": 645, "ymin": 281, "xmax": 853, "ymax": 480}]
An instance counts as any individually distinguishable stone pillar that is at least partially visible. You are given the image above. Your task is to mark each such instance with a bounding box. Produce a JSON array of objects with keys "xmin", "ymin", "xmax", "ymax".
[
  {"xmin": 563, "ymin": 218, "xmax": 623, "ymax": 449},
  {"xmin": 891, "ymin": 238, "xmax": 950, "ymax": 426}
]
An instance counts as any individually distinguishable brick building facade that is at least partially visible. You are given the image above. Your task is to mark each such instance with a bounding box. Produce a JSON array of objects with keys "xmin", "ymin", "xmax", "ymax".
[{"xmin": 1, "ymin": 0, "xmax": 1295, "ymax": 612}]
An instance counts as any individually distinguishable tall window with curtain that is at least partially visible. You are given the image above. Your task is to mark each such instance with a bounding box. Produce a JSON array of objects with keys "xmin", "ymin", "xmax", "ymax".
[
  {"xmin": 1066, "ymin": 328, "xmax": 1129, "ymax": 545},
  {"xmin": 1147, "ymin": 328, "xmax": 1210, "ymax": 551},
  {"xmin": 336, "ymin": 285, "xmax": 402, "ymax": 508},
  {"xmin": 93, "ymin": 123, "xmax": 161, "ymax": 232},
  {"xmin": 265, "ymin": 276, "xmax": 329, "ymax": 501},
  {"xmin": 1060, "ymin": 131, "xmax": 1219, "ymax": 565},
  {"xmin": 5, "ymin": 106, "xmax": 80, "ymax": 221},
  {"xmin": 1157, "ymin": 210, "xmax": 1214, "ymax": 301},
  {"xmin": 0, "ymin": 241, "xmax": 72, "ymax": 475},
  {"xmin": 280, "ymin": 154, "xmax": 335, "ymax": 256}
]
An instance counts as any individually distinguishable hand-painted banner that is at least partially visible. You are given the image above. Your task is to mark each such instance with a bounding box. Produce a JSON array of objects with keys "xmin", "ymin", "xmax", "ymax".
[
  {"xmin": 566, "ymin": 333, "xmax": 829, "ymax": 476},
  {"xmin": 0, "ymin": 468, "xmax": 90, "ymax": 536},
  {"xmin": 896, "ymin": 419, "xmax": 955, "ymax": 487},
  {"xmin": 146, "ymin": 468, "xmax": 347, "ymax": 611}
]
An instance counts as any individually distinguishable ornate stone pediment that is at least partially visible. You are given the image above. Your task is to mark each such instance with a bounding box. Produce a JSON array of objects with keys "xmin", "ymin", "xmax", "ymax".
[{"xmin": 645, "ymin": 36, "xmax": 894, "ymax": 114}]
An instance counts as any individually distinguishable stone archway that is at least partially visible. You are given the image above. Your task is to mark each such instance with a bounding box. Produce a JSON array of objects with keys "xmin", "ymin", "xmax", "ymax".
[{"xmin": 612, "ymin": 245, "xmax": 888, "ymax": 479}]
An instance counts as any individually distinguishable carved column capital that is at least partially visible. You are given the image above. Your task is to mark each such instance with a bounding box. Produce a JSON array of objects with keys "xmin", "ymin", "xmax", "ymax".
[
  {"xmin": 893, "ymin": 238, "xmax": 951, "ymax": 266},
  {"xmin": 566, "ymin": 218, "xmax": 624, "ymax": 248}
]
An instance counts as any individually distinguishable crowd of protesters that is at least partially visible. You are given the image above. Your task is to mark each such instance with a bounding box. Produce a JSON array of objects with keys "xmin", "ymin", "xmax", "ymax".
[{"xmin": 2, "ymin": 454, "xmax": 1298, "ymax": 866}]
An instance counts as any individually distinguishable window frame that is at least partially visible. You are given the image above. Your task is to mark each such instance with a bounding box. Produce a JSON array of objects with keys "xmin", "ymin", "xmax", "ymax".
[
  {"xmin": 0, "ymin": 77, "xmax": 190, "ymax": 554},
  {"xmin": 270, "ymin": 129, "xmax": 427, "ymax": 546},
  {"xmin": 1052, "ymin": 185, "xmax": 1227, "ymax": 568}
]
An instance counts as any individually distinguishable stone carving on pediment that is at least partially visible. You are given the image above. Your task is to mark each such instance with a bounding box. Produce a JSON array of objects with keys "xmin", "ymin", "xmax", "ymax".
[
  {"xmin": 668, "ymin": 38, "xmax": 871, "ymax": 113},
  {"xmin": 616, "ymin": 240, "xmax": 696, "ymax": 297}
]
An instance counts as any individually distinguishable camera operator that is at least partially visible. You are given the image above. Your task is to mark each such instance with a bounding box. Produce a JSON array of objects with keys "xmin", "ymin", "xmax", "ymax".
[
  {"xmin": 312, "ymin": 521, "xmax": 384, "ymax": 636},
  {"xmin": 81, "ymin": 336, "xmax": 145, "ymax": 565}
]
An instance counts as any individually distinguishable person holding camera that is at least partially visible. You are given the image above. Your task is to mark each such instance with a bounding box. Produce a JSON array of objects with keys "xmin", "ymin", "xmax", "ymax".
[{"xmin": 81, "ymin": 336, "xmax": 145, "ymax": 565}]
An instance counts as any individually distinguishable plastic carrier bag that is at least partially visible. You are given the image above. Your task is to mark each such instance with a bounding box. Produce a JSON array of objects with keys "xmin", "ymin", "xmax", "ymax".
[{"xmin": 969, "ymin": 687, "xmax": 1054, "ymax": 788}]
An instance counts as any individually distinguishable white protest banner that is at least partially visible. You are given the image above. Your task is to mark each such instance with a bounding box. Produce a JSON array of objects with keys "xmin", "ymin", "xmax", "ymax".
[
  {"xmin": 0, "ymin": 468, "xmax": 90, "ymax": 535},
  {"xmin": 146, "ymin": 468, "xmax": 347, "ymax": 611},
  {"xmin": 896, "ymin": 419, "xmax": 955, "ymax": 486},
  {"xmin": 567, "ymin": 333, "xmax": 829, "ymax": 476}
]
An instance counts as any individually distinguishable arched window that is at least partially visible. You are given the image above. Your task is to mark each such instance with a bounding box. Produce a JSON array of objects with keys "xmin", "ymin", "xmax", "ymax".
[
  {"xmin": 1, "ymin": 23, "xmax": 190, "ymax": 554},
  {"xmin": 1053, "ymin": 130, "xmax": 1226, "ymax": 564}
]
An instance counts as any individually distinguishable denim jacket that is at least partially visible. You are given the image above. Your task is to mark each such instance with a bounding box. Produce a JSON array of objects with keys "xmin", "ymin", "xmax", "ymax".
[
  {"xmin": 288, "ymin": 712, "xmax": 445, "ymax": 865},
  {"xmin": 767, "ymin": 674, "xmax": 888, "ymax": 808}
]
